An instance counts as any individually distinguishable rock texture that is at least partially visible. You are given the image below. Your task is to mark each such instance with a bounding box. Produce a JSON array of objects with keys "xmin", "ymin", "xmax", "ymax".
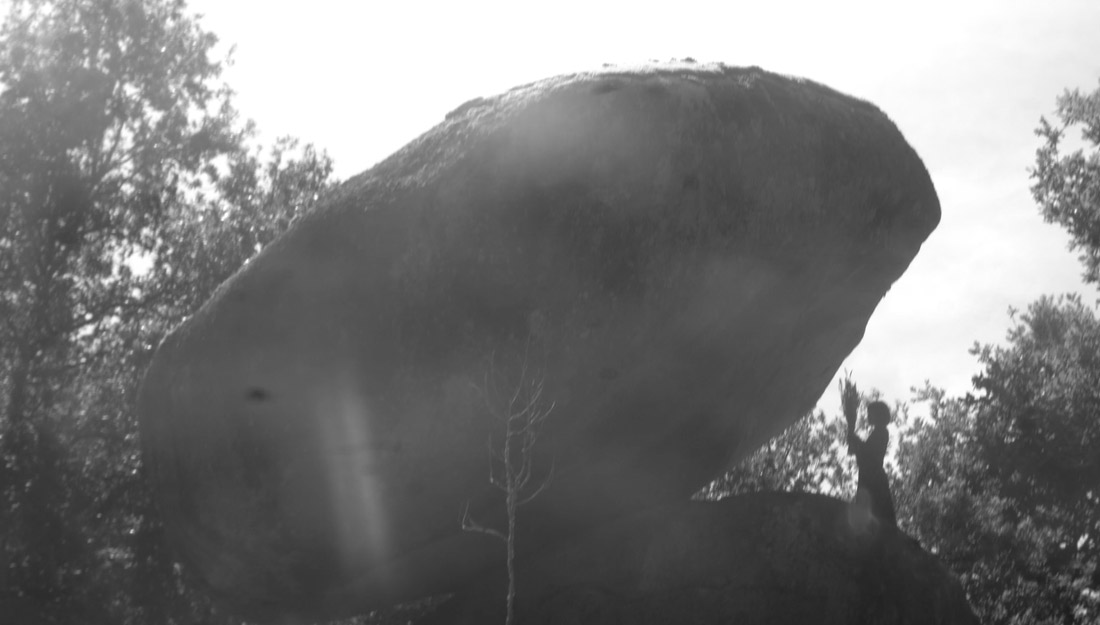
[
  {"xmin": 138, "ymin": 63, "xmax": 941, "ymax": 622},
  {"xmin": 423, "ymin": 493, "xmax": 979, "ymax": 625}
]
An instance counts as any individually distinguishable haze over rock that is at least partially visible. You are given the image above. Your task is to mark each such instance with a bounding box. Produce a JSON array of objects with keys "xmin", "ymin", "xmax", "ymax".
[
  {"xmin": 423, "ymin": 493, "xmax": 979, "ymax": 625},
  {"xmin": 138, "ymin": 63, "xmax": 941, "ymax": 622}
]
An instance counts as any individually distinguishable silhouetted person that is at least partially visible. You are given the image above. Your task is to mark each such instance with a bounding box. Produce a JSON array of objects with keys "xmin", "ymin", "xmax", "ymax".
[{"xmin": 847, "ymin": 401, "xmax": 896, "ymax": 528}]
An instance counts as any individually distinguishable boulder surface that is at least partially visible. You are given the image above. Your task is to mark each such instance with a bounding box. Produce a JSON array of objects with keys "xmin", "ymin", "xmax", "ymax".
[
  {"xmin": 138, "ymin": 63, "xmax": 940, "ymax": 621},
  {"xmin": 423, "ymin": 493, "xmax": 979, "ymax": 625}
]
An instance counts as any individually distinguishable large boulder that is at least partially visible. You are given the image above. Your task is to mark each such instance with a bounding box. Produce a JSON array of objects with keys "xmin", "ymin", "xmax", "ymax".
[
  {"xmin": 138, "ymin": 63, "xmax": 940, "ymax": 622},
  {"xmin": 423, "ymin": 493, "xmax": 979, "ymax": 625}
]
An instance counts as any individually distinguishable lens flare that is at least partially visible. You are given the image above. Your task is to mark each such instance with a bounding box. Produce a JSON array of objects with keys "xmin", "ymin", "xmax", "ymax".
[{"xmin": 317, "ymin": 375, "xmax": 389, "ymax": 576}]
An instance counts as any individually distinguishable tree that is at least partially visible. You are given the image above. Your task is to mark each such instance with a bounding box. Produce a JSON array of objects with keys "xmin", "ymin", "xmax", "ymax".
[
  {"xmin": 970, "ymin": 295, "xmax": 1100, "ymax": 503},
  {"xmin": 706, "ymin": 305, "xmax": 1099, "ymax": 624},
  {"xmin": 894, "ymin": 385, "xmax": 1019, "ymax": 622},
  {"xmin": 896, "ymin": 297, "xmax": 1100, "ymax": 624},
  {"xmin": 461, "ymin": 348, "xmax": 555, "ymax": 625},
  {"xmin": 697, "ymin": 408, "xmax": 854, "ymax": 500},
  {"xmin": 0, "ymin": 1, "xmax": 336, "ymax": 622},
  {"xmin": 1031, "ymin": 79, "xmax": 1100, "ymax": 284},
  {"xmin": 0, "ymin": 0, "xmax": 241, "ymax": 620},
  {"xmin": 150, "ymin": 134, "xmax": 334, "ymax": 316}
]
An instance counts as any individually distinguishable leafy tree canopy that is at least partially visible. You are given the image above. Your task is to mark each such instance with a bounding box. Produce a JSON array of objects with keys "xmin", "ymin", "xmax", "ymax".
[
  {"xmin": 699, "ymin": 409, "xmax": 854, "ymax": 500},
  {"xmin": 898, "ymin": 296, "xmax": 1100, "ymax": 624},
  {"xmin": 0, "ymin": 0, "xmax": 336, "ymax": 622},
  {"xmin": 1032, "ymin": 79, "xmax": 1100, "ymax": 284}
]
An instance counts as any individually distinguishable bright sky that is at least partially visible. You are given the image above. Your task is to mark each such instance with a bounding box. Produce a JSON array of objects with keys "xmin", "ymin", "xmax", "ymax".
[{"xmin": 186, "ymin": 0, "xmax": 1100, "ymax": 416}]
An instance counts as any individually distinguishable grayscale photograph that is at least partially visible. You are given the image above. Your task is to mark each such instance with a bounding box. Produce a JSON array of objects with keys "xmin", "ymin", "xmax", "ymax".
[{"xmin": 1, "ymin": 1, "xmax": 1098, "ymax": 623}]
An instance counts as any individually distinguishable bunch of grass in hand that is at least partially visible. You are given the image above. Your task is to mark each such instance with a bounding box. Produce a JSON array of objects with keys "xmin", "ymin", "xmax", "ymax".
[{"xmin": 840, "ymin": 376, "xmax": 860, "ymax": 431}]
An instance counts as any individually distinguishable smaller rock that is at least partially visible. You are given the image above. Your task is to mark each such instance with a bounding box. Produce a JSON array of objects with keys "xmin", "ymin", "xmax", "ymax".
[{"xmin": 427, "ymin": 492, "xmax": 978, "ymax": 625}]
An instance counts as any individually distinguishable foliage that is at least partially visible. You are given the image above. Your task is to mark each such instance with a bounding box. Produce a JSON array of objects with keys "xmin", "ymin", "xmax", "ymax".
[
  {"xmin": 897, "ymin": 296, "xmax": 1100, "ymax": 624},
  {"xmin": 1032, "ymin": 79, "xmax": 1100, "ymax": 284},
  {"xmin": 698, "ymin": 409, "xmax": 855, "ymax": 501},
  {"xmin": 712, "ymin": 297, "xmax": 1100, "ymax": 623},
  {"xmin": 0, "ymin": 0, "xmax": 336, "ymax": 622},
  {"xmin": 970, "ymin": 295, "xmax": 1100, "ymax": 502}
]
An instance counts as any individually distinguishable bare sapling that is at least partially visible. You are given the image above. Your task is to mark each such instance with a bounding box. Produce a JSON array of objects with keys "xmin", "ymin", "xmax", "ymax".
[{"xmin": 461, "ymin": 348, "xmax": 555, "ymax": 625}]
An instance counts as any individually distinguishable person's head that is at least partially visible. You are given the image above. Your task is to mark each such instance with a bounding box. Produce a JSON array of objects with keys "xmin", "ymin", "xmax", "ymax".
[{"xmin": 867, "ymin": 401, "xmax": 891, "ymax": 427}]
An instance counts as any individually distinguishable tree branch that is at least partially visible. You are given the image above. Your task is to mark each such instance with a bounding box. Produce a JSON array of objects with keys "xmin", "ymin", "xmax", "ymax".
[{"xmin": 460, "ymin": 501, "xmax": 506, "ymax": 541}]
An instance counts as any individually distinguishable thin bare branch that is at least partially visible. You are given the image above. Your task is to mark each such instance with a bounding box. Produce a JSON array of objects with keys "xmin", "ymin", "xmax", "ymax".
[
  {"xmin": 508, "ymin": 362, "xmax": 526, "ymax": 416},
  {"xmin": 518, "ymin": 461, "xmax": 555, "ymax": 507},
  {"xmin": 460, "ymin": 502, "xmax": 506, "ymax": 541}
]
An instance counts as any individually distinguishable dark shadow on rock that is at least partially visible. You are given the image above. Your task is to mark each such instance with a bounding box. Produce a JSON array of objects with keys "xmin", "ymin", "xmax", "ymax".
[{"xmin": 428, "ymin": 492, "xmax": 977, "ymax": 625}]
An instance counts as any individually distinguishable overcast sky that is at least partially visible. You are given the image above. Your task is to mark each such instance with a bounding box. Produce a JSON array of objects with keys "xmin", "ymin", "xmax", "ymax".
[{"xmin": 184, "ymin": 0, "xmax": 1100, "ymax": 416}]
